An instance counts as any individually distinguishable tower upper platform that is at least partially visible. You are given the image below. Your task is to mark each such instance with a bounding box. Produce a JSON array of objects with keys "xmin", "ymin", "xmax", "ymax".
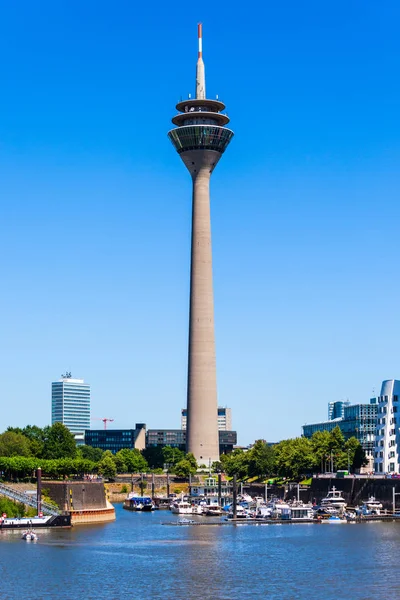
[{"xmin": 168, "ymin": 24, "xmax": 233, "ymax": 157}]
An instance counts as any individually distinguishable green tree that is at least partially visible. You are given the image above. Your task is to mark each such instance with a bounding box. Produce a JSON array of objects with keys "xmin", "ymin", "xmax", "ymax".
[
  {"xmin": 6, "ymin": 426, "xmax": 46, "ymax": 458},
  {"xmin": 98, "ymin": 455, "xmax": 117, "ymax": 480},
  {"xmin": 247, "ymin": 440, "xmax": 275, "ymax": 479},
  {"xmin": 113, "ymin": 452, "xmax": 127, "ymax": 473},
  {"xmin": 274, "ymin": 437, "xmax": 315, "ymax": 479},
  {"xmin": 220, "ymin": 449, "xmax": 249, "ymax": 479},
  {"xmin": 142, "ymin": 446, "xmax": 164, "ymax": 469},
  {"xmin": 310, "ymin": 430, "xmax": 331, "ymax": 472},
  {"xmin": 344, "ymin": 437, "xmax": 366, "ymax": 471},
  {"xmin": 78, "ymin": 445, "xmax": 104, "ymax": 462},
  {"xmin": 185, "ymin": 453, "xmax": 198, "ymax": 471},
  {"xmin": 162, "ymin": 446, "xmax": 185, "ymax": 468},
  {"xmin": 0, "ymin": 431, "xmax": 32, "ymax": 457},
  {"xmin": 114, "ymin": 449, "xmax": 148, "ymax": 473},
  {"xmin": 42, "ymin": 423, "xmax": 77, "ymax": 459},
  {"xmin": 211, "ymin": 460, "xmax": 224, "ymax": 472},
  {"xmin": 174, "ymin": 459, "xmax": 197, "ymax": 478}
]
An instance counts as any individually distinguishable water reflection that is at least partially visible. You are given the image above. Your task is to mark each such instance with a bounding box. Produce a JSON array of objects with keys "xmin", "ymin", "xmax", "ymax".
[{"xmin": 0, "ymin": 504, "xmax": 400, "ymax": 599}]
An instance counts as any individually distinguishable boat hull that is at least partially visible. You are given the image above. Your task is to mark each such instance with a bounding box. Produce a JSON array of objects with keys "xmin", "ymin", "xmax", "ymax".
[{"xmin": 0, "ymin": 514, "xmax": 71, "ymax": 529}]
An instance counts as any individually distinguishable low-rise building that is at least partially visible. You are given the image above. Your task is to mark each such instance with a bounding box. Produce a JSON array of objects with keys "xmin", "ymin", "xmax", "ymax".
[
  {"xmin": 85, "ymin": 423, "xmax": 146, "ymax": 454},
  {"xmin": 146, "ymin": 429, "xmax": 237, "ymax": 456}
]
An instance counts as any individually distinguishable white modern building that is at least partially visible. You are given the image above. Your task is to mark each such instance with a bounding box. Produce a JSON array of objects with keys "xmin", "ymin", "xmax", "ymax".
[
  {"xmin": 52, "ymin": 373, "xmax": 91, "ymax": 444},
  {"xmin": 181, "ymin": 407, "xmax": 232, "ymax": 432},
  {"xmin": 374, "ymin": 380, "xmax": 400, "ymax": 474}
]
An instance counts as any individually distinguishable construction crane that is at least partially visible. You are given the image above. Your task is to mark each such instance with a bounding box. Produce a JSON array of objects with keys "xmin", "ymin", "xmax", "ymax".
[{"xmin": 92, "ymin": 417, "xmax": 114, "ymax": 430}]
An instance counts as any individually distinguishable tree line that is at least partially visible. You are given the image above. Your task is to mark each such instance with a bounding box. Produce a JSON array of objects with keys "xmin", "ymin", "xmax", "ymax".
[
  {"xmin": 214, "ymin": 427, "xmax": 366, "ymax": 480},
  {"xmin": 0, "ymin": 424, "xmax": 198, "ymax": 480},
  {"xmin": 0, "ymin": 423, "xmax": 365, "ymax": 481}
]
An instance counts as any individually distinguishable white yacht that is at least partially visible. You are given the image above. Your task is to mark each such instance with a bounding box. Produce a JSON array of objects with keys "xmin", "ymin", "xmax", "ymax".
[
  {"xmin": 227, "ymin": 505, "xmax": 248, "ymax": 519},
  {"xmin": 320, "ymin": 487, "xmax": 347, "ymax": 510},
  {"xmin": 170, "ymin": 501, "xmax": 193, "ymax": 515},
  {"xmin": 357, "ymin": 496, "xmax": 383, "ymax": 516}
]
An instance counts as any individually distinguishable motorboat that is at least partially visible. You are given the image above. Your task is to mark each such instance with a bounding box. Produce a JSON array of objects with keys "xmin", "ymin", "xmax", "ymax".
[
  {"xmin": 325, "ymin": 515, "xmax": 346, "ymax": 524},
  {"xmin": 177, "ymin": 519, "xmax": 195, "ymax": 525},
  {"xmin": 227, "ymin": 505, "xmax": 248, "ymax": 519},
  {"xmin": 191, "ymin": 504, "xmax": 205, "ymax": 515},
  {"xmin": 22, "ymin": 530, "xmax": 38, "ymax": 541},
  {"xmin": 203, "ymin": 505, "xmax": 223, "ymax": 517},
  {"xmin": 363, "ymin": 496, "xmax": 383, "ymax": 513},
  {"xmin": 170, "ymin": 501, "xmax": 193, "ymax": 515},
  {"xmin": 356, "ymin": 496, "xmax": 383, "ymax": 516},
  {"xmin": 255, "ymin": 506, "xmax": 273, "ymax": 519},
  {"xmin": 320, "ymin": 487, "xmax": 347, "ymax": 510},
  {"xmin": 124, "ymin": 495, "xmax": 155, "ymax": 512}
]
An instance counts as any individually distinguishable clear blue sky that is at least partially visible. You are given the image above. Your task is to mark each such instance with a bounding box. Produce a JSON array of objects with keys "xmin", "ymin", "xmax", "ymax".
[{"xmin": 1, "ymin": 1, "xmax": 400, "ymax": 444}]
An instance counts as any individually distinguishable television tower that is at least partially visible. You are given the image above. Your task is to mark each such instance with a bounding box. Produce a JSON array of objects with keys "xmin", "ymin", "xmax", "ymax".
[{"xmin": 168, "ymin": 24, "xmax": 234, "ymax": 463}]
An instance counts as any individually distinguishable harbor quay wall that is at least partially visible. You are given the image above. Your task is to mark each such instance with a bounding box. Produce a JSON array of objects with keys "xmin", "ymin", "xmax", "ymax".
[
  {"xmin": 45, "ymin": 481, "xmax": 107, "ymax": 511},
  {"xmin": 308, "ymin": 477, "xmax": 400, "ymax": 509},
  {"xmin": 45, "ymin": 482, "xmax": 116, "ymax": 524}
]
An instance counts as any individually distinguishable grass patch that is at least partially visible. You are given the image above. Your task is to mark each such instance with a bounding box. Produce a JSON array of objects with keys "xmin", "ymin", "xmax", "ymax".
[{"xmin": 299, "ymin": 478, "xmax": 312, "ymax": 486}]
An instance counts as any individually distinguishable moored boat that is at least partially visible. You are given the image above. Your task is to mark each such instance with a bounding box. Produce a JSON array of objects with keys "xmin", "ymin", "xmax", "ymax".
[
  {"xmin": 320, "ymin": 487, "xmax": 347, "ymax": 510},
  {"xmin": 124, "ymin": 495, "xmax": 155, "ymax": 512},
  {"xmin": 170, "ymin": 501, "xmax": 193, "ymax": 515},
  {"xmin": 0, "ymin": 514, "xmax": 71, "ymax": 529},
  {"xmin": 203, "ymin": 505, "xmax": 223, "ymax": 517}
]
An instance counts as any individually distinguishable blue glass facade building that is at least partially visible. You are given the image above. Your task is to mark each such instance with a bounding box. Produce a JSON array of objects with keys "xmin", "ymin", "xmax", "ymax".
[{"xmin": 302, "ymin": 398, "xmax": 378, "ymax": 460}]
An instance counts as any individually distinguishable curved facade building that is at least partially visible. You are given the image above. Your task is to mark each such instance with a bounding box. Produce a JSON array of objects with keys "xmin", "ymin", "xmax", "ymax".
[{"xmin": 374, "ymin": 380, "xmax": 400, "ymax": 473}]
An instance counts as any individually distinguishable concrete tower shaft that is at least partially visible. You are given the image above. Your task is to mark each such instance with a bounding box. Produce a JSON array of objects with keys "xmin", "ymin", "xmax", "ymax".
[{"xmin": 168, "ymin": 25, "xmax": 233, "ymax": 464}]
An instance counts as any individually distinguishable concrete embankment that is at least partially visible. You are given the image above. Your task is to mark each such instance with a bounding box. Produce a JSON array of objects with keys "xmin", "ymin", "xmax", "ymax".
[{"xmin": 307, "ymin": 477, "xmax": 400, "ymax": 509}]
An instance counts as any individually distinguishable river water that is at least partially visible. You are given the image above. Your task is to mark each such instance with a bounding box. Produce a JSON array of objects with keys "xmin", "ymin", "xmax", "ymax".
[{"xmin": 0, "ymin": 503, "xmax": 399, "ymax": 599}]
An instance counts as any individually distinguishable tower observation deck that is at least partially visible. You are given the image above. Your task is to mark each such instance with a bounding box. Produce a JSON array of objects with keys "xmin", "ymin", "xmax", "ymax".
[{"xmin": 168, "ymin": 24, "xmax": 234, "ymax": 464}]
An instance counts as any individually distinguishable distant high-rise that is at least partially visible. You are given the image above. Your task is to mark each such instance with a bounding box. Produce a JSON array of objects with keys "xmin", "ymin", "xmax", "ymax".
[
  {"xmin": 168, "ymin": 24, "xmax": 234, "ymax": 464},
  {"xmin": 52, "ymin": 373, "xmax": 90, "ymax": 443},
  {"xmin": 181, "ymin": 407, "xmax": 232, "ymax": 432}
]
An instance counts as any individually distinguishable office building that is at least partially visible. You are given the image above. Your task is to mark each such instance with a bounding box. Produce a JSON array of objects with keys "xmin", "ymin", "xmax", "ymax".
[
  {"xmin": 168, "ymin": 25, "xmax": 234, "ymax": 463},
  {"xmin": 328, "ymin": 400, "xmax": 350, "ymax": 421},
  {"xmin": 52, "ymin": 373, "xmax": 90, "ymax": 443},
  {"xmin": 146, "ymin": 429, "xmax": 237, "ymax": 458},
  {"xmin": 302, "ymin": 398, "xmax": 378, "ymax": 464},
  {"xmin": 85, "ymin": 424, "xmax": 146, "ymax": 454},
  {"xmin": 374, "ymin": 380, "xmax": 400, "ymax": 473},
  {"xmin": 181, "ymin": 407, "xmax": 232, "ymax": 431}
]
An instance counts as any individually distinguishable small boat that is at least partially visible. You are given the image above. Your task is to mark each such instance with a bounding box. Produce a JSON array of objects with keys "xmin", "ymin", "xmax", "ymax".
[
  {"xmin": 326, "ymin": 515, "xmax": 346, "ymax": 524},
  {"xmin": 360, "ymin": 496, "xmax": 383, "ymax": 515},
  {"xmin": 177, "ymin": 518, "xmax": 195, "ymax": 525},
  {"xmin": 227, "ymin": 505, "xmax": 248, "ymax": 520},
  {"xmin": 22, "ymin": 530, "xmax": 38, "ymax": 540},
  {"xmin": 203, "ymin": 505, "xmax": 223, "ymax": 517}
]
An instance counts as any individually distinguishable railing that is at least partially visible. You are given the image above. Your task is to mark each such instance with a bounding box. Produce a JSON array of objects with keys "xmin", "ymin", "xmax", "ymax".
[{"xmin": 0, "ymin": 482, "xmax": 60, "ymax": 516}]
